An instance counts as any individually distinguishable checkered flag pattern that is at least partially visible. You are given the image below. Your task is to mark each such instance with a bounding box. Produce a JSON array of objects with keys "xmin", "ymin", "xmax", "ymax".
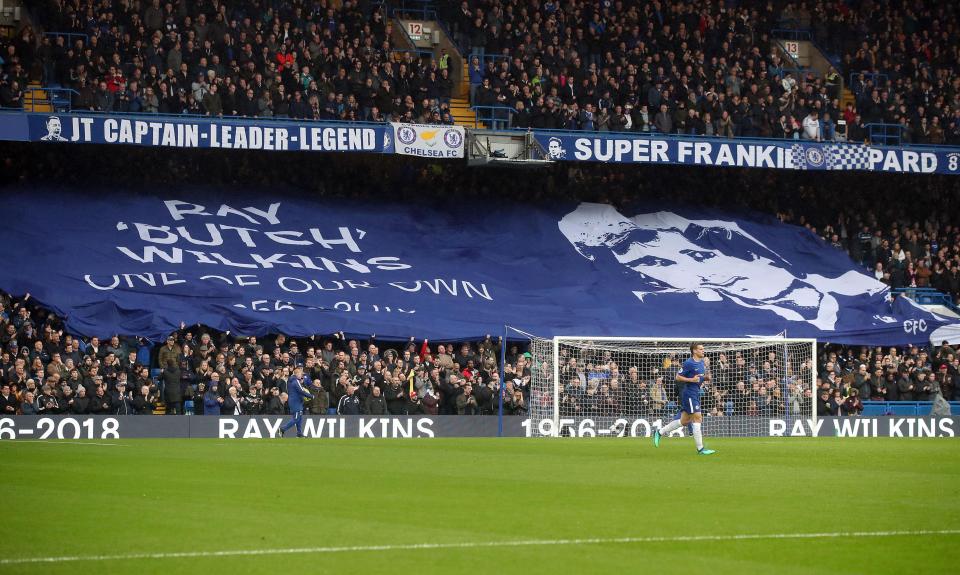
[
  {"xmin": 825, "ymin": 144, "xmax": 872, "ymax": 171},
  {"xmin": 790, "ymin": 144, "xmax": 807, "ymax": 169}
]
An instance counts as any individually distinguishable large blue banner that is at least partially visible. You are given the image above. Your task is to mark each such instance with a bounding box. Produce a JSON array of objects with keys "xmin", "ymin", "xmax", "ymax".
[
  {"xmin": 534, "ymin": 132, "xmax": 960, "ymax": 175},
  {"xmin": 0, "ymin": 191, "xmax": 958, "ymax": 345},
  {"xmin": 21, "ymin": 112, "xmax": 393, "ymax": 153}
]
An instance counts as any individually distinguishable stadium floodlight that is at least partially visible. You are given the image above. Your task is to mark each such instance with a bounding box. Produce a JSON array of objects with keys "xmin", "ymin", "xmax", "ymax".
[{"xmin": 524, "ymin": 336, "xmax": 817, "ymax": 438}]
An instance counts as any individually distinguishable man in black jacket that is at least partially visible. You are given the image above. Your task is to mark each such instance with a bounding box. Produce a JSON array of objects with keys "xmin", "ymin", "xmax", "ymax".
[
  {"xmin": 89, "ymin": 386, "xmax": 112, "ymax": 415},
  {"xmin": 0, "ymin": 384, "xmax": 17, "ymax": 415},
  {"xmin": 337, "ymin": 381, "xmax": 361, "ymax": 415},
  {"xmin": 132, "ymin": 384, "xmax": 155, "ymax": 415},
  {"xmin": 363, "ymin": 385, "xmax": 387, "ymax": 415},
  {"xmin": 162, "ymin": 360, "xmax": 182, "ymax": 415},
  {"xmin": 111, "ymin": 381, "xmax": 136, "ymax": 415}
]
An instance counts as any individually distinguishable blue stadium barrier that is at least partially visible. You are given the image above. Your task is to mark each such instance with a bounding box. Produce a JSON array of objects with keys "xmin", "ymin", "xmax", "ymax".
[
  {"xmin": 861, "ymin": 404, "xmax": 888, "ymax": 416},
  {"xmin": 892, "ymin": 288, "xmax": 957, "ymax": 312},
  {"xmin": 860, "ymin": 401, "xmax": 960, "ymax": 416}
]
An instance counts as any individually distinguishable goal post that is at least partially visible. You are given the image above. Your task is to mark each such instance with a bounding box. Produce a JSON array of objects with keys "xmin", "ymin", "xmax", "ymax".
[{"xmin": 527, "ymin": 336, "xmax": 817, "ymax": 438}]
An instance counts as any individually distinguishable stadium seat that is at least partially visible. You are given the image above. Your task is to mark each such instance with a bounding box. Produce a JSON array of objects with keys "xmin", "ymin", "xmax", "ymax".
[
  {"xmin": 887, "ymin": 404, "xmax": 920, "ymax": 416},
  {"xmin": 861, "ymin": 404, "xmax": 889, "ymax": 416}
]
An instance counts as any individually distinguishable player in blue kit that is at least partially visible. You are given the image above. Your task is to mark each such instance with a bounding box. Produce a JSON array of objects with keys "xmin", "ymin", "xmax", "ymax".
[{"xmin": 653, "ymin": 343, "xmax": 716, "ymax": 455}]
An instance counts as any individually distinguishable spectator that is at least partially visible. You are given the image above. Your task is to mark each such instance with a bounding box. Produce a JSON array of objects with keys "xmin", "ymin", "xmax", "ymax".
[
  {"xmin": 802, "ymin": 110, "xmax": 821, "ymax": 141},
  {"xmin": 337, "ymin": 381, "xmax": 361, "ymax": 414},
  {"xmin": 133, "ymin": 384, "xmax": 156, "ymax": 415},
  {"xmin": 111, "ymin": 381, "xmax": 136, "ymax": 415},
  {"xmin": 204, "ymin": 382, "xmax": 222, "ymax": 415},
  {"xmin": 162, "ymin": 359, "xmax": 181, "ymax": 415},
  {"xmin": 20, "ymin": 391, "xmax": 37, "ymax": 415},
  {"xmin": 0, "ymin": 383, "xmax": 16, "ymax": 415},
  {"xmin": 653, "ymin": 103, "xmax": 672, "ymax": 134}
]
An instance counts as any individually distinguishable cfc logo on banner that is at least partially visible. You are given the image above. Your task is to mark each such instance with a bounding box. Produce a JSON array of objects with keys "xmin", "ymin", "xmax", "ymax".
[
  {"xmin": 397, "ymin": 126, "xmax": 417, "ymax": 146},
  {"xmin": 443, "ymin": 128, "xmax": 463, "ymax": 148},
  {"xmin": 805, "ymin": 147, "xmax": 825, "ymax": 167}
]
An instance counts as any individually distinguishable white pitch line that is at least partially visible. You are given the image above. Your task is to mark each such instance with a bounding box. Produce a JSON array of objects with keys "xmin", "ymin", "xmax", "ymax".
[
  {"xmin": 1, "ymin": 440, "xmax": 123, "ymax": 446},
  {"xmin": 2, "ymin": 529, "xmax": 958, "ymax": 565}
]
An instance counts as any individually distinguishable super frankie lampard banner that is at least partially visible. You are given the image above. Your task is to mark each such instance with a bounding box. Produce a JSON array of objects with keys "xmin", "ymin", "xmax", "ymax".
[
  {"xmin": 534, "ymin": 131, "xmax": 960, "ymax": 175},
  {"xmin": 24, "ymin": 113, "xmax": 394, "ymax": 153},
  {"xmin": 1, "ymin": 193, "xmax": 958, "ymax": 345}
]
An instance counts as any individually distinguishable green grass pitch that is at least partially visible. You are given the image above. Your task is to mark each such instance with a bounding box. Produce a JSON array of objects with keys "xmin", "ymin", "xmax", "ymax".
[{"xmin": 1, "ymin": 437, "xmax": 959, "ymax": 574}]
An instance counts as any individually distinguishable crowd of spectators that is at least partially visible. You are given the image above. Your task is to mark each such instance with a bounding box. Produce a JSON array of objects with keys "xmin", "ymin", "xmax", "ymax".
[
  {"xmin": 814, "ymin": 343, "xmax": 958, "ymax": 416},
  {"xmin": 455, "ymin": 0, "xmax": 839, "ymax": 138},
  {"xmin": 0, "ymin": 292, "xmax": 530, "ymax": 417},
  {"xmin": 553, "ymin": 345, "xmax": 814, "ymax": 420},
  {"xmin": 2, "ymin": 1, "xmax": 958, "ymax": 144},
  {"xmin": 444, "ymin": 0, "xmax": 960, "ymax": 144},
  {"xmin": 4, "ymin": 277, "xmax": 955, "ymax": 419},
  {"xmin": 2, "ymin": 0, "xmax": 459, "ymax": 125},
  {"xmin": 550, "ymin": 340, "xmax": 959, "ymax": 421}
]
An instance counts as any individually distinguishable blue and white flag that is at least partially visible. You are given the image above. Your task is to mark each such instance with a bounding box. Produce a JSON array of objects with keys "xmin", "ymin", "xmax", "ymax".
[{"xmin": 0, "ymin": 191, "xmax": 957, "ymax": 345}]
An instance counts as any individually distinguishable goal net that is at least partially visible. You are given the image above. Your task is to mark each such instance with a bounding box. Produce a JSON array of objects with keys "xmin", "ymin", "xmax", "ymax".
[{"xmin": 527, "ymin": 337, "xmax": 816, "ymax": 438}]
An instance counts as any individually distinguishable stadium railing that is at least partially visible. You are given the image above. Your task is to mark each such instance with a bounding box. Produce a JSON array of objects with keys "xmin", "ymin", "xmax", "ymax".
[
  {"xmin": 865, "ymin": 123, "xmax": 903, "ymax": 146},
  {"xmin": 849, "ymin": 72, "xmax": 890, "ymax": 90},
  {"xmin": 893, "ymin": 287, "xmax": 955, "ymax": 305},
  {"xmin": 43, "ymin": 31, "xmax": 89, "ymax": 46},
  {"xmin": 392, "ymin": 48, "xmax": 435, "ymax": 60},
  {"xmin": 892, "ymin": 288, "xmax": 957, "ymax": 310},
  {"xmin": 24, "ymin": 87, "xmax": 78, "ymax": 113},
  {"xmin": 386, "ymin": 0, "xmax": 438, "ymax": 21},
  {"xmin": 861, "ymin": 401, "xmax": 960, "ymax": 416},
  {"xmin": 471, "ymin": 104, "xmax": 515, "ymax": 129},
  {"xmin": 771, "ymin": 28, "xmax": 812, "ymax": 41}
]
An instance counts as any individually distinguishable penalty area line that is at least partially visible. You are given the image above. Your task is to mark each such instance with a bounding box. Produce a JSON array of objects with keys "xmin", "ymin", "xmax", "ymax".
[{"xmin": 2, "ymin": 530, "xmax": 959, "ymax": 565}]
